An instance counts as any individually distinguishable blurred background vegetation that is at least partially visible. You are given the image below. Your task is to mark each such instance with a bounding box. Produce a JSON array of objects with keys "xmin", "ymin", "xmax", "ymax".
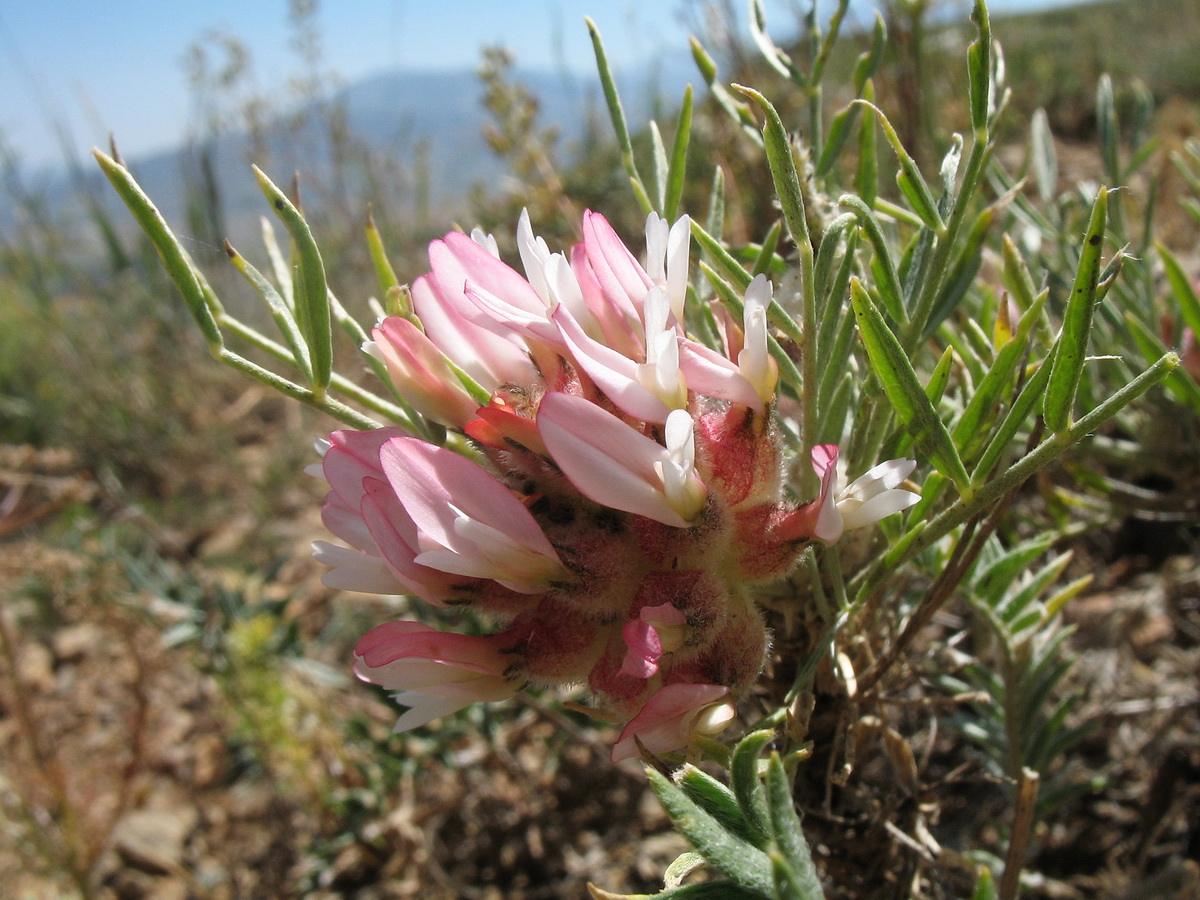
[{"xmin": 2, "ymin": 0, "xmax": 1199, "ymax": 897}]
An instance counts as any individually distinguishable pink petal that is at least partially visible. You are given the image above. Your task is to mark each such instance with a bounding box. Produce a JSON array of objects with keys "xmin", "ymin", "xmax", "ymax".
[
  {"xmin": 570, "ymin": 242, "xmax": 642, "ymax": 356},
  {"xmin": 411, "ymin": 273, "xmax": 536, "ymax": 390},
  {"xmin": 811, "ymin": 444, "xmax": 844, "ymax": 544},
  {"xmin": 462, "ymin": 279, "xmax": 565, "ymax": 349},
  {"xmin": 435, "ymin": 231, "xmax": 545, "ymax": 320},
  {"xmin": 536, "ymin": 392, "xmax": 690, "ymax": 528},
  {"xmin": 377, "ymin": 437, "xmax": 564, "ymax": 584},
  {"xmin": 582, "ymin": 210, "xmax": 653, "ymax": 314},
  {"xmin": 360, "ymin": 477, "xmax": 469, "ymax": 605},
  {"xmin": 619, "ymin": 618, "xmax": 663, "ymax": 679},
  {"xmin": 677, "ymin": 338, "xmax": 763, "ymax": 409},
  {"xmin": 611, "ymin": 683, "xmax": 734, "ymax": 763},
  {"xmin": 372, "ymin": 317, "xmax": 479, "ymax": 427},
  {"xmin": 552, "ymin": 305, "xmax": 671, "ymax": 423}
]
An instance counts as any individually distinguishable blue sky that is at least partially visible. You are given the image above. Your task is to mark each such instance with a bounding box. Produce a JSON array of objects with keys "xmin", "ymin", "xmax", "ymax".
[{"xmin": 1, "ymin": 0, "xmax": 1059, "ymax": 170}]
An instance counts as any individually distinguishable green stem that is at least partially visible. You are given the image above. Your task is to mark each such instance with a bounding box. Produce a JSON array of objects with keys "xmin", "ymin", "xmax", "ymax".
[
  {"xmin": 904, "ymin": 135, "xmax": 992, "ymax": 348},
  {"xmin": 217, "ymin": 348, "xmax": 382, "ymax": 430},
  {"xmin": 851, "ymin": 352, "xmax": 1178, "ymax": 603},
  {"xmin": 217, "ymin": 315, "xmax": 413, "ymax": 427}
]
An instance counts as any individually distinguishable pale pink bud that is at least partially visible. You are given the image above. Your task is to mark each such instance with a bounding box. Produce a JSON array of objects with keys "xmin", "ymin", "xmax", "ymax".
[
  {"xmin": 354, "ymin": 621, "xmax": 520, "ymax": 731},
  {"xmin": 619, "ymin": 602, "xmax": 688, "ymax": 678},
  {"xmin": 368, "ymin": 317, "xmax": 479, "ymax": 428},
  {"xmin": 411, "ymin": 251, "xmax": 537, "ymax": 390},
  {"xmin": 610, "ymin": 683, "xmax": 736, "ymax": 763}
]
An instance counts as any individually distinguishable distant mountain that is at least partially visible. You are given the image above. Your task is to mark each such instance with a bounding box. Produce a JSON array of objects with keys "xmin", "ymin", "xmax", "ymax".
[{"xmin": 1, "ymin": 56, "xmax": 698, "ymax": 245}]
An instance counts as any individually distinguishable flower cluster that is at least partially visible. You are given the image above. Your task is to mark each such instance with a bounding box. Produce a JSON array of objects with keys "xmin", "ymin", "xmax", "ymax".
[{"xmin": 315, "ymin": 210, "xmax": 919, "ymax": 762}]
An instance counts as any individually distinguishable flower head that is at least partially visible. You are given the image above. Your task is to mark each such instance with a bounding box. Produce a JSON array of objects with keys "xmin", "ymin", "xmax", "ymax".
[{"xmin": 316, "ymin": 209, "xmax": 920, "ymax": 760}]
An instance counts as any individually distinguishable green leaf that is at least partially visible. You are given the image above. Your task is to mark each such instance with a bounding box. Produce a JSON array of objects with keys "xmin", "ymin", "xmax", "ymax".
[
  {"xmin": 1000, "ymin": 234, "xmax": 1041, "ymax": 313},
  {"xmin": 971, "ymin": 351, "xmax": 1052, "ymax": 481},
  {"xmin": 850, "ymin": 278, "xmax": 972, "ymax": 497},
  {"xmin": 587, "ymin": 17, "xmax": 651, "ymax": 212},
  {"xmin": 650, "ymin": 122, "xmax": 669, "ymax": 213},
  {"xmin": 663, "ymin": 851, "xmax": 707, "ymax": 888},
  {"xmin": 1124, "ymin": 312, "xmax": 1200, "ymax": 415},
  {"xmin": 967, "ymin": 0, "xmax": 993, "ymax": 133},
  {"xmin": 731, "ymin": 730, "xmax": 775, "ymax": 842},
  {"xmin": 224, "ymin": 241, "xmax": 311, "ymax": 383},
  {"xmin": 640, "ymin": 882, "xmax": 770, "ymax": 900},
  {"xmin": 254, "ymin": 166, "xmax": 332, "ymax": 400},
  {"xmin": 749, "ymin": 0, "xmax": 802, "ymax": 83},
  {"xmin": 855, "ymin": 80, "xmax": 879, "ymax": 207},
  {"xmin": 1030, "ymin": 108, "xmax": 1058, "ymax": 206},
  {"xmin": 952, "ymin": 289, "xmax": 1047, "ymax": 462},
  {"xmin": 93, "ymin": 149, "xmax": 223, "ymax": 352},
  {"xmin": 365, "ymin": 207, "xmax": 400, "ymax": 300},
  {"xmin": 923, "ymin": 206, "xmax": 994, "ymax": 339},
  {"xmin": 925, "ymin": 346, "xmax": 956, "ymax": 407},
  {"xmin": 972, "ymin": 866, "xmax": 998, "ymax": 900},
  {"xmin": 1043, "ymin": 187, "xmax": 1108, "ymax": 433},
  {"xmin": 772, "ymin": 851, "xmax": 805, "ymax": 900},
  {"xmin": 839, "ymin": 194, "xmax": 905, "ymax": 324},
  {"xmin": 705, "ymin": 167, "xmax": 726, "ymax": 254},
  {"xmin": 815, "ymin": 220, "xmax": 858, "ymax": 365},
  {"xmin": 648, "ymin": 767, "xmax": 774, "ymax": 895},
  {"xmin": 1158, "ymin": 243, "xmax": 1200, "ymax": 337},
  {"xmin": 677, "ymin": 766, "xmax": 767, "ymax": 848},
  {"xmin": 809, "ymin": 0, "xmax": 850, "ymax": 87},
  {"xmin": 664, "ymin": 86, "xmax": 694, "ymax": 221},
  {"xmin": 852, "ymin": 15, "xmax": 887, "ymax": 94},
  {"xmin": 857, "ymin": 101, "xmax": 943, "ymax": 232},
  {"xmin": 689, "ymin": 37, "xmax": 763, "ymax": 148},
  {"xmin": 734, "ymin": 85, "xmax": 811, "ymax": 251},
  {"xmin": 692, "ymin": 222, "xmax": 751, "ymax": 292},
  {"xmin": 1096, "ymin": 75, "xmax": 1120, "ymax": 184},
  {"xmin": 752, "ymin": 221, "xmax": 784, "ymax": 278},
  {"xmin": 765, "ymin": 755, "xmax": 823, "ymax": 898},
  {"xmin": 816, "ymin": 101, "xmax": 861, "ymax": 177}
]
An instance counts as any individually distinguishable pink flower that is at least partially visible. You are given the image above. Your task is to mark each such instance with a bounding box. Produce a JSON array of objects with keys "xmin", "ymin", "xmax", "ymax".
[
  {"xmin": 580, "ymin": 209, "xmax": 653, "ymax": 318},
  {"xmin": 377, "ymin": 436, "xmax": 570, "ymax": 593},
  {"xmin": 354, "ymin": 621, "xmax": 521, "ymax": 731},
  {"xmin": 410, "ymin": 238, "xmax": 539, "ymax": 390},
  {"xmin": 315, "ymin": 428, "xmax": 468, "ymax": 603},
  {"xmin": 611, "ymin": 683, "xmax": 736, "ymax": 763},
  {"xmin": 537, "ymin": 393, "xmax": 707, "ymax": 527},
  {"xmin": 619, "ymin": 602, "xmax": 688, "ymax": 678},
  {"xmin": 367, "ymin": 317, "xmax": 479, "ymax": 428},
  {"xmin": 807, "ymin": 445, "xmax": 920, "ymax": 544}
]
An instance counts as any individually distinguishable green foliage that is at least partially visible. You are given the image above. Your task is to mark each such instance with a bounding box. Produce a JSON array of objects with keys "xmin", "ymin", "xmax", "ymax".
[
  {"xmin": 595, "ymin": 733, "xmax": 824, "ymax": 900},
  {"xmin": 7, "ymin": 0, "xmax": 1190, "ymax": 895}
]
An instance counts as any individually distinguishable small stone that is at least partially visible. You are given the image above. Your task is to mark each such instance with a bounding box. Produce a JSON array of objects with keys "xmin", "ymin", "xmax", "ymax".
[
  {"xmin": 52, "ymin": 623, "xmax": 102, "ymax": 663},
  {"xmin": 17, "ymin": 641, "xmax": 54, "ymax": 692},
  {"xmin": 112, "ymin": 806, "xmax": 198, "ymax": 875}
]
